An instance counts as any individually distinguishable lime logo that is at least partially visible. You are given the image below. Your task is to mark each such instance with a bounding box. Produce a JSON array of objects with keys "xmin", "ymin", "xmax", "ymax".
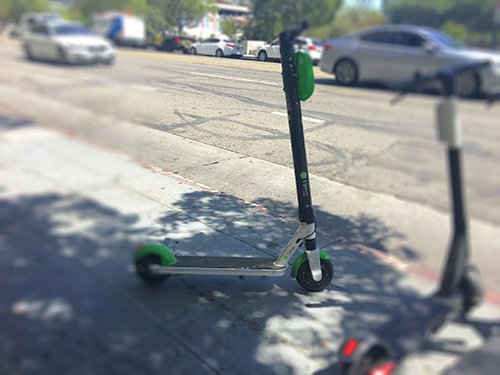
[{"xmin": 300, "ymin": 171, "xmax": 308, "ymax": 180}]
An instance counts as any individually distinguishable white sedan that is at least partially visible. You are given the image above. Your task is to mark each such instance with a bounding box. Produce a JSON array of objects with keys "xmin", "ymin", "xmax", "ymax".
[
  {"xmin": 189, "ymin": 37, "xmax": 242, "ymax": 58},
  {"xmin": 22, "ymin": 21, "xmax": 115, "ymax": 65},
  {"xmin": 255, "ymin": 36, "xmax": 323, "ymax": 65}
]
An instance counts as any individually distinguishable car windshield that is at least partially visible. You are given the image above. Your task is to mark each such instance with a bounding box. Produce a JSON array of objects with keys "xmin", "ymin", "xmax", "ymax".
[
  {"xmin": 427, "ymin": 30, "xmax": 464, "ymax": 49},
  {"xmin": 223, "ymin": 39, "xmax": 235, "ymax": 43},
  {"xmin": 54, "ymin": 24, "xmax": 91, "ymax": 36}
]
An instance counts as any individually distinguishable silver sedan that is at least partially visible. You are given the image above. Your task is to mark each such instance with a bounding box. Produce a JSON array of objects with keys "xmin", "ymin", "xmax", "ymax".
[{"xmin": 320, "ymin": 24, "xmax": 500, "ymax": 97}]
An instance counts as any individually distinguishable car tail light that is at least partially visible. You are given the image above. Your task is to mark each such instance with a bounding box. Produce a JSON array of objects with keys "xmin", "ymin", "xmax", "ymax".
[
  {"xmin": 368, "ymin": 362, "xmax": 397, "ymax": 375},
  {"xmin": 323, "ymin": 43, "xmax": 332, "ymax": 52},
  {"xmin": 175, "ymin": 36, "xmax": 180, "ymax": 44},
  {"xmin": 308, "ymin": 45, "xmax": 317, "ymax": 51},
  {"xmin": 342, "ymin": 339, "xmax": 359, "ymax": 357},
  {"xmin": 225, "ymin": 43, "xmax": 235, "ymax": 47}
]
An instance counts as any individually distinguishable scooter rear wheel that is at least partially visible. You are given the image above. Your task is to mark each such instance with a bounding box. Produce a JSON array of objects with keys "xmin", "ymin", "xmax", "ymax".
[
  {"xmin": 135, "ymin": 254, "xmax": 169, "ymax": 285},
  {"xmin": 296, "ymin": 259, "xmax": 333, "ymax": 292}
]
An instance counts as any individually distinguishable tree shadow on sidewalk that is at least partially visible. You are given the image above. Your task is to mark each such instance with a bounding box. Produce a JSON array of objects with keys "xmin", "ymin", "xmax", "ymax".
[{"xmin": 0, "ymin": 189, "xmax": 493, "ymax": 374}]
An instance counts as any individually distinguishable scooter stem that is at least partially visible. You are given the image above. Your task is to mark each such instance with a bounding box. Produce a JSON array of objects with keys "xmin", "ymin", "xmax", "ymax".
[{"xmin": 435, "ymin": 79, "xmax": 470, "ymax": 296}]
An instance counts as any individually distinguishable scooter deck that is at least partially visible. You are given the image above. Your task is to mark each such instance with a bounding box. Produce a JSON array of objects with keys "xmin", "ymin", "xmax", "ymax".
[
  {"xmin": 339, "ymin": 294, "xmax": 463, "ymax": 375},
  {"xmin": 153, "ymin": 256, "xmax": 288, "ymax": 277},
  {"xmin": 371, "ymin": 294, "xmax": 459, "ymax": 357},
  {"xmin": 442, "ymin": 335, "xmax": 500, "ymax": 375}
]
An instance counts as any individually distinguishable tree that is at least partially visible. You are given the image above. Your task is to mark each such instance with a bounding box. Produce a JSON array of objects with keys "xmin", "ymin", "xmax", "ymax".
[
  {"xmin": 220, "ymin": 18, "xmax": 239, "ymax": 40},
  {"xmin": 73, "ymin": 0, "xmax": 147, "ymax": 19},
  {"xmin": 0, "ymin": 0, "xmax": 50, "ymax": 22},
  {"xmin": 245, "ymin": 0, "xmax": 344, "ymax": 40},
  {"xmin": 322, "ymin": 6, "xmax": 386, "ymax": 38},
  {"xmin": 149, "ymin": 0, "xmax": 211, "ymax": 33},
  {"xmin": 389, "ymin": 0, "xmax": 496, "ymax": 35}
]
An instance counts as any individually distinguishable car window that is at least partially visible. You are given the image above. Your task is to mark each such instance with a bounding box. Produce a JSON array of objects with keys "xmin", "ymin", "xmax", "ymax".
[
  {"xmin": 201, "ymin": 39, "xmax": 211, "ymax": 43},
  {"xmin": 53, "ymin": 24, "xmax": 90, "ymax": 36},
  {"xmin": 427, "ymin": 30, "xmax": 465, "ymax": 49},
  {"xmin": 270, "ymin": 38, "xmax": 279, "ymax": 46},
  {"xmin": 295, "ymin": 39, "xmax": 306, "ymax": 46},
  {"xmin": 360, "ymin": 31, "xmax": 395, "ymax": 45},
  {"xmin": 30, "ymin": 24, "xmax": 49, "ymax": 35},
  {"xmin": 394, "ymin": 32, "xmax": 426, "ymax": 48}
]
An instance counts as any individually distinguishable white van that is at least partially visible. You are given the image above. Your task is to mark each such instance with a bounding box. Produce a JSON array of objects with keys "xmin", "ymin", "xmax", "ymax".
[{"xmin": 91, "ymin": 12, "xmax": 145, "ymax": 47}]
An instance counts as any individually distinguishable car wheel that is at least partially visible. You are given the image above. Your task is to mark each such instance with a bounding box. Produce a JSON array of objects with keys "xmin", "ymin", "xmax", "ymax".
[
  {"xmin": 257, "ymin": 50, "xmax": 267, "ymax": 62},
  {"xmin": 190, "ymin": 47, "xmax": 197, "ymax": 55},
  {"xmin": 455, "ymin": 70, "xmax": 480, "ymax": 98},
  {"xmin": 58, "ymin": 47, "xmax": 69, "ymax": 65},
  {"xmin": 334, "ymin": 58, "xmax": 358, "ymax": 86},
  {"xmin": 215, "ymin": 49, "xmax": 224, "ymax": 58}
]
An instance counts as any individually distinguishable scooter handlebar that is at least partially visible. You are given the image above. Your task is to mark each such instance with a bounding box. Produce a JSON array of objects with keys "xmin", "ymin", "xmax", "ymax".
[
  {"xmin": 280, "ymin": 21, "xmax": 309, "ymax": 43},
  {"xmin": 486, "ymin": 92, "xmax": 500, "ymax": 107},
  {"xmin": 390, "ymin": 60, "xmax": 491, "ymax": 104},
  {"xmin": 438, "ymin": 60, "xmax": 490, "ymax": 78}
]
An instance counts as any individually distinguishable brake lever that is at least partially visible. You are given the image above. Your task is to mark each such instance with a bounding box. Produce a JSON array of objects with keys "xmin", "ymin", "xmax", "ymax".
[
  {"xmin": 390, "ymin": 73, "xmax": 425, "ymax": 105},
  {"xmin": 486, "ymin": 93, "xmax": 500, "ymax": 108},
  {"xmin": 390, "ymin": 90, "xmax": 409, "ymax": 106}
]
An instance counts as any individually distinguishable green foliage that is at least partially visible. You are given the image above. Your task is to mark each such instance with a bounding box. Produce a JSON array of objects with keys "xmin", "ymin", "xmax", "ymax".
[
  {"xmin": 74, "ymin": 0, "xmax": 147, "ymax": 18},
  {"xmin": 441, "ymin": 20, "xmax": 469, "ymax": 41},
  {"xmin": 220, "ymin": 18, "xmax": 239, "ymax": 40},
  {"xmin": 322, "ymin": 6, "xmax": 386, "ymax": 38},
  {"xmin": 148, "ymin": 0, "xmax": 209, "ymax": 32},
  {"xmin": 0, "ymin": 0, "xmax": 50, "ymax": 22},
  {"xmin": 389, "ymin": 0, "xmax": 496, "ymax": 33},
  {"xmin": 245, "ymin": 0, "xmax": 344, "ymax": 40},
  {"xmin": 388, "ymin": 0, "xmax": 498, "ymax": 45}
]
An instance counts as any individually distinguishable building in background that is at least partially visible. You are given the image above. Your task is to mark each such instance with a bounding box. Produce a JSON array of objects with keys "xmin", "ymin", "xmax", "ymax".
[{"xmin": 184, "ymin": 0, "xmax": 250, "ymax": 39}]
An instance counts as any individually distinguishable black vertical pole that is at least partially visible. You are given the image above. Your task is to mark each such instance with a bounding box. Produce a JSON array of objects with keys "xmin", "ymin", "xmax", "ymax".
[
  {"xmin": 279, "ymin": 23, "xmax": 318, "ymax": 254},
  {"xmin": 439, "ymin": 148, "xmax": 469, "ymax": 296},
  {"xmin": 438, "ymin": 74, "xmax": 469, "ymax": 296},
  {"xmin": 279, "ymin": 24, "xmax": 315, "ymax": 226}
]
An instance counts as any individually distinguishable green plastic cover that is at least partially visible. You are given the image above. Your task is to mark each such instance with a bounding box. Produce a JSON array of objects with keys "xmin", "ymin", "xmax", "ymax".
[{"xmin": 295, "ymin": 51, "xmax": 315, "ymax": 101}]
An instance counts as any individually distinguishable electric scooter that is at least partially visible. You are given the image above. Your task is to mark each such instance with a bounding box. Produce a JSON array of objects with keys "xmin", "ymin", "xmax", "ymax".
[
  {"xmin": 336, "ymin": 60, "xmax": 491, "ymax": 375},
  {"xmin": 133, "ymin": 22, "xmax": 334, "ymax": 292}
]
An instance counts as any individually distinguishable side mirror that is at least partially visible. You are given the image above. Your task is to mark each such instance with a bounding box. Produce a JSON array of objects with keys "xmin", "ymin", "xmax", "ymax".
[{"xmin": 295, "ymin": 51, "xmax": 315, "ymax": 101}]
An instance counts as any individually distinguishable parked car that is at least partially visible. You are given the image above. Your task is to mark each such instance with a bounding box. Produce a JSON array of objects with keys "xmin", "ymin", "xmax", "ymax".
[
  {"xmin": 22, "ymin": 20, "xmax": 115, "ymax": 65},
  {"xmin": 146, "ymin": 30, "xmax": 195, "ymax": 53},
  {"xmin": 320, "ymin": 24, "xmax": 500, "ymax": 97},
  {"xmin": 189, "ymin": 38, "xmax": 243, "ymax": 57},
  {"xmin": 91, "ymin": 12, "xmax": 145, "ymax": 47},
  {"xmin": 255, "ymin": 36, "xmax": 323, "ymax": 65},
  {"xmin": 15, "ymin": 12, "xmax": 61, "ymax": 38}
]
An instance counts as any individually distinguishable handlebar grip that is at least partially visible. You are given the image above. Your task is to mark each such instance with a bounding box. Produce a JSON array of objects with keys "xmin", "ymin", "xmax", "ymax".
[
  {"xmin": 487, "ymin": 92, "xmax": 500, "ymax": 106},
  {"xmin": 438, "ymin": 60, "xmax": 490, "ymax": 77},
  {"xmin": 280, "ymin": 21, "xmax": 309, "ymax": 42}
]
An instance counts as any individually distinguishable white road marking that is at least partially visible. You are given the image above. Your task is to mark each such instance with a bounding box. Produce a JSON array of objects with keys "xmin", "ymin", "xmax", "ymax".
[
  {"xmin": 271, "ymin": 111, "xmax": 325, "ymax": 124},
  {"xmin": 190, "ymin": 72, "xmax": 280, "ymax": 86}
]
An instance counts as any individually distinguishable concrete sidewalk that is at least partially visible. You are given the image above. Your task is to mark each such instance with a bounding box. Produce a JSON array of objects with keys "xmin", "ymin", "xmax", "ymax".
[{"xmin": 0, "ymin": 117, "xmax": 499, "ymax": 375}]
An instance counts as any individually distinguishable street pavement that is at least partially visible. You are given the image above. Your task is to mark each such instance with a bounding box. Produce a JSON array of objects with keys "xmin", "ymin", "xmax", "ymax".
[{"xmin": 1, "ymin": 112, "xmax": 500, "ymax": 375}]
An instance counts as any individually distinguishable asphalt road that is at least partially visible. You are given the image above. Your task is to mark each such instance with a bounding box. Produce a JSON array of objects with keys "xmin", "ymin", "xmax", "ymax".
[
  {"xmin": 1, "ymin": 41, "xmax": 498, "ymax": 224},
  {"xmin": 1, "ymin": 38, "xmax": 500, "ymax": 295}
]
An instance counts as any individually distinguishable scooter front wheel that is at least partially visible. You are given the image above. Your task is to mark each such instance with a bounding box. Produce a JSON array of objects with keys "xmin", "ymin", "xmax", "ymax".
[
  {"xmin": 296, "ymin": 259, "xmax": 333, "ymax": 292},
  {"xmin": 135, "ymin": 254, "xmax": 170, "ymax": 285}
]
